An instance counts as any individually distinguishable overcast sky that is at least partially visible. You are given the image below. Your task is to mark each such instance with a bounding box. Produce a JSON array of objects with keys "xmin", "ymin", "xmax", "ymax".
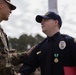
[{"xmin": 1, "ymin": 0, "xmax": 76, "ymax": 38}]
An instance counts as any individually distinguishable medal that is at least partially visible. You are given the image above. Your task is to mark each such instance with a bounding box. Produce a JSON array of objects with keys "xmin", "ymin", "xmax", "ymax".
[
  {"xmin": 54, "ymin": 53, "xmax": 59, "ymax": 57},
  {"xmin": 54, "ymin": 58, "xmax": 59, "ymax": 63},
  {"xmin": 54, "ymin": 53, "xmax": 59, "ymax": 63}
]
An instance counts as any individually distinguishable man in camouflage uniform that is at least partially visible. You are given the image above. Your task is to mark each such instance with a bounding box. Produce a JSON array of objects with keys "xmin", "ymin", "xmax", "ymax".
[{"xmin": 0, "ymin": 0, "xmax": 16, "ymax": 75}]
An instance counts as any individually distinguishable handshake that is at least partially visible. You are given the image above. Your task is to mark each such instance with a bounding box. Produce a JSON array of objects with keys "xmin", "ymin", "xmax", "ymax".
[
  {"xmin": 11, "ymin": 52, "xmax": 28, "ymax": 66},
  {"xmin": 11, "ymin": 45, "xmax": 36, "ymax": 66}
]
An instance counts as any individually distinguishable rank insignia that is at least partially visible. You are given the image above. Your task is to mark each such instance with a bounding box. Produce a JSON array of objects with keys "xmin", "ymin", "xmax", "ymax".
[
  {"xmin": 54, "ymin": 58, "xmax": 59, "ymax": 63},
  {"xmin": 59, "ymin": 41, "xmax": 66, "ymax": 50}
]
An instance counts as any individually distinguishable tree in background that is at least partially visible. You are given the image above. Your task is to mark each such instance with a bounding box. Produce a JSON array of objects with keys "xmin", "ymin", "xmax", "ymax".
[{"xmin": 9, "ymin": 34, "xmax": 44, "ymax": 52}]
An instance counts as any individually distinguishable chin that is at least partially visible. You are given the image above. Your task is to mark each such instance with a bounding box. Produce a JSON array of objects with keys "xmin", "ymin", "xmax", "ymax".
[
  {"xmin": 4, "ymin": 18, "xmax": 9, "ymax": 21},
  {"xmin": 42, "ymin": 29, "xmax": 46, "ymax": 32},
  {"xmin": 42, "ymin": 30, "xmax": 46, "ymax": 33}
]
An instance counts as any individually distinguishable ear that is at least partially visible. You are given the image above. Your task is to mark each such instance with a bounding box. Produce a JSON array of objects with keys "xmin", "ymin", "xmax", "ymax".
[{"xmin": 55, "ymin": 20, "xmax": 58, "ymax": 25}]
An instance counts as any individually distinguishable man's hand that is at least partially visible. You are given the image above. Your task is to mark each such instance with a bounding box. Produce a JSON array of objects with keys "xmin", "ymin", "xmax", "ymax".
[{"xmin": 11, "ymin": 45, "xmax": 36, "ymax": 66}]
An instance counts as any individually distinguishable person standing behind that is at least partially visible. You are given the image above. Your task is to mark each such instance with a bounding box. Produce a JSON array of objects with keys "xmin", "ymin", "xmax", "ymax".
[
  {"xmin": 0, "ymin": 0, "xmax": 16, "ymax": 75},
  {"xmin": 17, "ymin": 11, "xmax": 76, "ymax": 75}
]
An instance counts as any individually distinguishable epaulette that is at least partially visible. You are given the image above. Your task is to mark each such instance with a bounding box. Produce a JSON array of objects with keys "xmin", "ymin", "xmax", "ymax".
[
  {"xmin": 61, "ymin": 34, "xmax": 73, "ymax": 40},
  {"xmin": 61, "ymin": 34, "xmax": 76, "ymax": 44}
]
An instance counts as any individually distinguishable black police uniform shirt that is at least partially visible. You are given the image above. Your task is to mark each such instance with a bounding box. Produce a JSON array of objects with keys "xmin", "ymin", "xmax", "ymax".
[{"xmin": 19, "ymin": 32, "xmax": 76, "ymax": 75}]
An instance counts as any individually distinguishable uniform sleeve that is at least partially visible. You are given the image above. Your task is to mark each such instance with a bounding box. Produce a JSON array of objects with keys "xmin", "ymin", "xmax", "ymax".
[
  {"xmin": 69, "ymin": 38, "xmax": 76, "ymax": 65},
  {"xmin": 19, "ymin": 46, "xmax": 39, "ymax": 75}
]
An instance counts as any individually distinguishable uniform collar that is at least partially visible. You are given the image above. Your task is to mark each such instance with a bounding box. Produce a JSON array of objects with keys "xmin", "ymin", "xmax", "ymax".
[{"xmin": 47, "ymin": 32, "xmax": 60, "ymax": 42}]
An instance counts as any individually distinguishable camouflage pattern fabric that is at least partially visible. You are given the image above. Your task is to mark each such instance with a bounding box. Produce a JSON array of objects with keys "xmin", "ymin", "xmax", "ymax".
[
  {"xmin": 0, "ymin": 54, "xmax": 17, "ymax": 75},
  {"xmin": 11, "ymin": 53, "xmax": 27, "ymax": 66},
  {"xmin": 11, "ymin": 45, "xmax": 36, "ymax": 66},
  {"xmin": 0, "ymin": 66, "xmax": 17, "ymax": 75},
  {"xmin": 0, "ymin": 55, "xmax": 6, "ymax": 70}
]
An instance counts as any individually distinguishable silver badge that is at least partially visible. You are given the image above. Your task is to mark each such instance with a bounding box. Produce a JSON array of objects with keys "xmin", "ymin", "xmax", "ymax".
[{"xmin": 59, "ymin": 41, "xmax": 66, "ymax": 50}]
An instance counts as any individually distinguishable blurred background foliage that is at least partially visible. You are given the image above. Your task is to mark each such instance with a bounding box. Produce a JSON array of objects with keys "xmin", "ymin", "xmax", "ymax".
[{"xmin": 8, "ymin": 33, "xmax": 45, "ymax": 52}]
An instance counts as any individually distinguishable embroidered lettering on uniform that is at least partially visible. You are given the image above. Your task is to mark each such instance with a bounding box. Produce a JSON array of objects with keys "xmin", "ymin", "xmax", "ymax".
[
  {"xmin": 59, "ymin": 41, "xmax": 66, "ymax": 50},
  {"xmin": 36, "ymin": 51, "xmax": 41, "ymax": 55}
]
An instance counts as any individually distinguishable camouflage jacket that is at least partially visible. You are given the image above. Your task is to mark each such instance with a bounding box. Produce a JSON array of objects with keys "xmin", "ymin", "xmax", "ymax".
[{"xmin": 0, "ymin": 26, "xmax": 17, "ymax": 75}]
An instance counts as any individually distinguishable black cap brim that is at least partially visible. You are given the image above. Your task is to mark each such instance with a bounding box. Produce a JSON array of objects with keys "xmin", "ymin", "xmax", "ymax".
[
  {"xmin": 5, "ymin": 1, "xmax": 16, "ymax": 10},
  {"xmin": 36, "ymin": 15, "xmax": 50, "ymax": 23}
]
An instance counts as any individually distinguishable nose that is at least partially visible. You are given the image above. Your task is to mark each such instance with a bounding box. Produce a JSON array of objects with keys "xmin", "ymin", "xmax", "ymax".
[
  {"xmin": 41, "ymin": 21, "xmax": 44, "ymax": 25},
  {"xmin": 7, "ymin": 4, "xmax": 12, "ymax": 13},
  {"xmin": 10, "ymin": 11, "xmax": 12, "ymax": 13},
  {"xmin": 41, "ymin": 19, "xmax": 45, "ymax": 22},
  {"xmin": 41, "ymin": 19, "xmax": 45, "ymax": 25},
  {"xmin": 9, "ymin": 9, "xmax": 12, "ymax": 13}
]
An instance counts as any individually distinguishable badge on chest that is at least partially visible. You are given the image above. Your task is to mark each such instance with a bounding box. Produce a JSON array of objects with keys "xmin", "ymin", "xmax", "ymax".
[{"xmin": 59, "ymin": 41, "xmax": 66, "ymax": 50}]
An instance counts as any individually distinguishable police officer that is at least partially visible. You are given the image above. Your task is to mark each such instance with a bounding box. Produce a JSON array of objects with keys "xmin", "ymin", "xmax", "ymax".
[
  {"xmin": 0, "ymin": 0, "xmax": 16, "ymax": 75},
  {"xmin": 17, "ymin": 11, "xmax": 76, "ymax": 75}
]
